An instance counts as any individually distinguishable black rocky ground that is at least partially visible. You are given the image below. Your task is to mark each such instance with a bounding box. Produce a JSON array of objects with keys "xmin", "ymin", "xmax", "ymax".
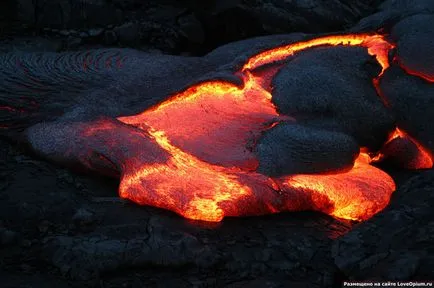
[
  {"xmin": 1, "ymin": 0, "xmax": 434, "ymax": 287},
  {"xmin": 0, "ymin": 138, "xmax": 354, "ymax": 287},
  {"xmin": 1, "ymin": 0, "xmax": 380, "ymax": 55},
  {"xmin": 0, "ymin": 137, "xmax": 429, "ymax": 287},
  {"xmin": 334, "ymin": 169, "xmax": 434, "ymax": 281}
]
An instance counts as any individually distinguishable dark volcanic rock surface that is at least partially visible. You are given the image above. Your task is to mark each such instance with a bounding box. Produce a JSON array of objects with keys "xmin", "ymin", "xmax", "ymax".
[
  {"xmin": 333, "ymin": 170, "xmax": 434, "ymax": 280},
  {"xmin": 271, "ymin": 46, "xmax": 394, "ymax": 150},
  {"xmin": 205, "ymin": 33, "xmax": 308, "ymax": 70},
  {"xmin": 2, "ymin": 0, "xmax": 434, "ymax": 287},
  {"xmin": 2, "ymin": 0, "xmax": 380, "ymax": 54},
  {"xmin": 256, "ymin": 122, "xmax": 359, "ymax": 176},
  {"xmin": 380, "ymin": 66, "xmax": 434, "ymax": 153},
  {"xmin": 0, "ymin": 140, "xmax": 352, "ymax": 288},
  {"xmin": 0, "ymin": 48, "xmax": 223, "ymax": 126},
  {"xmin": 391, "ymin": 14, "xmax": 434, "ymax": 80},
  {"xmin": 187, "ymin": 0, "xmax": 380, "ymax": 51},
  {"xmin": 351, "ymin": 0, "xmax": 434, "ymax": 32},
  {"xmin": 0, "ymin": 134, "xmax": 427, "ymax": 287}
]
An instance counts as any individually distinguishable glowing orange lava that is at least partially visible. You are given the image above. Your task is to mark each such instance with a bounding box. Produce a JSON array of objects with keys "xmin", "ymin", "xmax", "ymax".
[
  {"xmin": 280, "ymin": 153, "xmax": 396, "ymax": 221},
  {"xmin": 118, "ymin": 74, "xmax": 287, "ymax": 170},
  {"xmin": 118, "ymin": 130, "xmax": 395, "ymax": 222},
  {"xmin": 242, "ymin": 34, "xmax": 393, "ymax": 72},
  {"xmin": 111, "ymin": 33, "xmax": 430, "ymax": 222}
]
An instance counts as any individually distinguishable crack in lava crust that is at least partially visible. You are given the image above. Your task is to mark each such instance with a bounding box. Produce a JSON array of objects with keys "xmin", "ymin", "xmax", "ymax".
[{"xmin": 115, "ymin": 33, "xmax": 431, "ymax": 222}]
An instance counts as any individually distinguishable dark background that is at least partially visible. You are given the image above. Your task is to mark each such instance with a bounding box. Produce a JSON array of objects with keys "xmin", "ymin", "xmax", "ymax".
[
  {"xmin": 1, "ymin": 0, "xmax": 381, "ymax": 54},
  {"xmin": 1, "ymin": 1, "xmax": 433, "ymax": 288}
]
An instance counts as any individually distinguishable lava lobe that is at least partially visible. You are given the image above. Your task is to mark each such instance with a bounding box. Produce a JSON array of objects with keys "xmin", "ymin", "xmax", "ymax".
[{"xmin": 105, "ymin": 34, "xmax": 432, "ymax": 222}]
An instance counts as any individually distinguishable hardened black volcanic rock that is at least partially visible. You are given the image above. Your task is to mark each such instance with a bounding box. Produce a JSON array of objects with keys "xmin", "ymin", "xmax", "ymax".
[
  {"xmin": 391, "ymin": 14, "xmax": 434, "ymax": 80},
  {"xmin": 0, "ymin": 49, "xmax": 221, "ymax": 128},
  {"xmin": 333, "ymin": 170, "xmax": 434, "ymax": 280},
  {"xmin": 271, "ymin": 46, "xmax": 394, "ymax": 150},
  {"xmin": 380, "ymin": 65, "xmax": 434, "ymax": 153},
  {"xmin": 2, "ymin": 1, "xmax": 434, "ymax": 287},
  {"xmin": 255, "ymin": 122, "xmax": 359, "ymax": 176},
  {"xmin": 0, "ymin": 139, "xmax": 352, "ymax": 288},
  {"xmin": 351, "ymin": 0, "xmax": 434, "ymax": 33},
  {"xmin": 205, "ymin": 33, "xmax": 308, "ymax": 70},
  {"xmin": 185, "ymin": 0, "xmax": 380, "ymax": 50},
  {"xmin": 4, "ymin": 0, "xmax": 380, "ymax": 54}
]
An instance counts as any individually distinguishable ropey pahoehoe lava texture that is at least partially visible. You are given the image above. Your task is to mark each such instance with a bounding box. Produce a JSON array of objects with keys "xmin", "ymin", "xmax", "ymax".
[{"xmin": 1, "ymin": 7, "xmax": 434, "ymax": 223}]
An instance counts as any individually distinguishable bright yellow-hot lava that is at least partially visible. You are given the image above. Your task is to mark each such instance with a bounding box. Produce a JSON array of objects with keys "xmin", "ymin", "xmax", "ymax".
[
  {"xmin": 116, "ymin": 33, "xmax": 432, "ymax": 222},
  {"xmin": 242, "ymin": 34, "xmax": 394, "ymax": 72},
  {"xmin": 282, "ymin": 153, "xmax": 396, "ymax": 221},
  {"xmin": 119, "ymin": 129, "xmax": 254, "ymax": 222}
]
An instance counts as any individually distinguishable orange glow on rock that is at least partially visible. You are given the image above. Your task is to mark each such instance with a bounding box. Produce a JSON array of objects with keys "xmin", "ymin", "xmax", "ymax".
[
  {"xmin": 118, "ymin": 130, "xmax": 395, "ymax": 222},
  {"xmin": 370, "ymin": 128, "xmax": 433, "ymax": 169},
  {"xmin": 394, "ymin": 57, "xmax": 434, "ymax": 83},
  {"xmin": 110, "ymin": 33, "xmax": 427, "ymax": 222},
  {"xmin": 399, "ymin": 67, "xmax": 434, "ymax": 82}
]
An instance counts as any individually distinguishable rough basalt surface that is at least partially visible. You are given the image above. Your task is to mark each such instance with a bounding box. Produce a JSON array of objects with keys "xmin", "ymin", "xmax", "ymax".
[
  {"xmin": 1, "ymin": 0, "xmax": 434, "ymax": 287},
  {"xmin": 256, "ymin": 122, "xmax": 359, "ymax": 176},
  {"xmin": 380, "ymin": 66, "xmax": 434, "ymax": 152},
  {"xmin": 333, "ymin": 169, "xmax": 434, "ymax": 280},
  {"xmin": 271, "ymin": 46, "xmax": 393, "ymax": 149},
  {"xmin": 0, "ymin": 137, "xmax": 353, "ymax": 287}
]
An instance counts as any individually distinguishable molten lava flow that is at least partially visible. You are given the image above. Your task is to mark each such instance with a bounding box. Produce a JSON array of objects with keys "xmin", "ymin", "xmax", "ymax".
[
  {"xmin": 113, "ymin": 32, "xmax": 430, "ymax": 222},
  {"xmin": 118, "ymin": 73, "xmax": 288, "ymax": 170},
  {"xmin": 242, "ymin": 34, "xmax": 393, "ymax": 72},
  {"xmin": 392, "ymin": 129, "xmax": 433, "ymax": 168},
  {"xmin": 118, "ymin": 130, "xmax": 395, "ymax": 222},
  {"xmin": 119, "ymin": 129, "xmax": 254, "ymax": 222},
  {"xmin": 280, "ymin": 153, "xmax": 396, "ymax": 221}
]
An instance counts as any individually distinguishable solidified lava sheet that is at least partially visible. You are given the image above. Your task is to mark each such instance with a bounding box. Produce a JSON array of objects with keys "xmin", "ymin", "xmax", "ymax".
[{"xmin": 3, "ymin": 32, "xmax": 434, "ymax": 222}]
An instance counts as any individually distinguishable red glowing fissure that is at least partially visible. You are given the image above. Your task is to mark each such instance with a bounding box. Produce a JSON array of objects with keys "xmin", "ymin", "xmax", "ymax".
[{"xmin": 100, "ymin": 34, "xmax": 433, "ymax": 222}]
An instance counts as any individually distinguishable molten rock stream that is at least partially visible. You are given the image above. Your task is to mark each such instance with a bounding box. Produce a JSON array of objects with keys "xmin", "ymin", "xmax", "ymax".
[{"xmin": 108, "ymin": 34, "xmax": 433, "ymax": 222}]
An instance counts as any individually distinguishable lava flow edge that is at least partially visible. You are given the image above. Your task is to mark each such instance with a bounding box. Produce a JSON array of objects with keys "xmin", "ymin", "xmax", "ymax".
[{"xmin": 116, "ymin": 33, "xmax": 433, "ymax": 222}]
